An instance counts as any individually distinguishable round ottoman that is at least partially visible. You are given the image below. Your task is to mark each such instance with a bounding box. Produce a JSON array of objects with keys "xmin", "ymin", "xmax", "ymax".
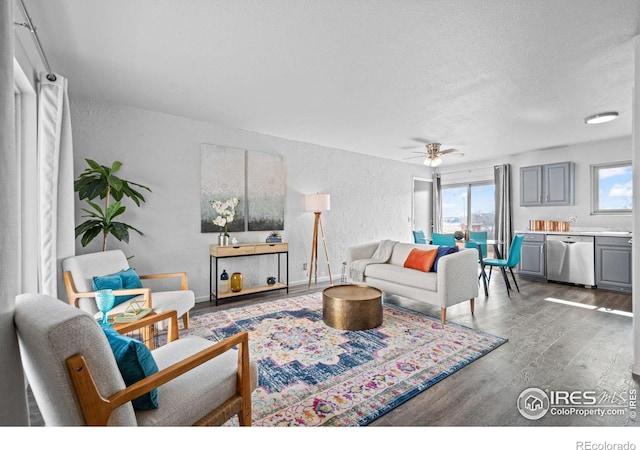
[{"xmin": 322, "ymin": 284, "xmax": 383, "ymax": 331}]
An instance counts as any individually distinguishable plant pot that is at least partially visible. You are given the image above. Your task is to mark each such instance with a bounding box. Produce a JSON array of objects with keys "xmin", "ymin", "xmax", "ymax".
[{"xmin": 218, "ymin": 235, "xmax": 229, "ymax": 246}]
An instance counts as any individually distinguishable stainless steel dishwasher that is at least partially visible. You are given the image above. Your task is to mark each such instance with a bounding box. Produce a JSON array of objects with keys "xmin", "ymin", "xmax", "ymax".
[{"xmin": 546, "ymin": 235, "xmax": 595, "ymax": 287}]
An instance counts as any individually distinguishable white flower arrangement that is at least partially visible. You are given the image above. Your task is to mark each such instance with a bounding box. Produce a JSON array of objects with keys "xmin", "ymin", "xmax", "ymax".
[{"xmin": 210, "ymin": 197, "xmax": 239, "ymax": 236}]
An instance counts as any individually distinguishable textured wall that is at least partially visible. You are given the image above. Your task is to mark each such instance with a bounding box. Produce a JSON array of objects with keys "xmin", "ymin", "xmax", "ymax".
[{"xmin": 70, "ymin": 95, "xmax": 432, "ymax": 301}]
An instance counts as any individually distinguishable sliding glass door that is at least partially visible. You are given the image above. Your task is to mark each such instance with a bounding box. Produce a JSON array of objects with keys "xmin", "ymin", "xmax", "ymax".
[{"xmin": 441, "ymin": 182, "xmax": 495, "ymax": 239}]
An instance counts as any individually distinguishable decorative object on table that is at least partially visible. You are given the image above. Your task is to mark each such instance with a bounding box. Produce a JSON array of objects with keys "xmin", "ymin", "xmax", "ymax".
[
  {"xmin": 454, "ymin": 230, "xmax": 464, "ymax": 241},
  {"xmin": 230, "ymin": 272, "xmax": 243, "ymax": 292},
  {"xmin": 157, "ymin": 292, "xmax": 506, "ymax": 426},
  {"xmin": 94, "ymin": 289, "xmax": 115, "ymax": 326},
  {"xmin": 266, "ymin": 231, "xmax": 282, "ymax": 243},
  {"xmin": 74, "ymin": 159, "xmax": 152, "ymax": 251},
  {"xmin": 210, "ymin": 197, "xmax": 238, "ymax": 246},
  {"xmin": 200, "ymin": 144, "xmax": 286, "ymax": 232},
  {"xmin": 267, "ymin": 276, "xmax": 276, "ymax": 285},
  {"xmin": 113, "ymin": 300, "xmax": 152, "ymax": 323},
  {"xmin": 220, "ymin": 270, "xmax": 230, "ymax": 294},
  {"xmin": 305, "ymin": 193, "xmax": 333, "ymax": 287},
  {"xmin": 231, "ymin": 237, "xmax": 239, "ymax": 245}
]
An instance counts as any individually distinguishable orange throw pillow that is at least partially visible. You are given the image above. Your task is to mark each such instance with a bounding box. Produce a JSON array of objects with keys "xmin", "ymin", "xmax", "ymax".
[{"xmin": 404, "ymin": 248, "xmax": 438, "ymax": 272}]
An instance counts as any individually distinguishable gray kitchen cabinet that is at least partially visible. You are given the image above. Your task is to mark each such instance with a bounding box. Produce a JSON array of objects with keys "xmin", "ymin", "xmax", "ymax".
[
  {"xmin": 518, "ymin": 233, "xmax": 546, "ymax": 279},
  {"xmin": 595, "ymin": 236, "xmax": 633, "ymax": 293},
  {"xmin": 520, "ymin": 162, "xmax": 574, "ymax": 206}
]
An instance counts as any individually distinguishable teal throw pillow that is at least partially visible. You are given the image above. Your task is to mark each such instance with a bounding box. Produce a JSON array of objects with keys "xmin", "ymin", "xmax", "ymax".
[
  {"xmin": 120, "ymin": 267, "xmax": 144, "ymax": 290},
  {"xmin": 93, "ymin": 268, "xmax": 143, "ymax": 306},
  {"xmin": 431, "ymin": 246, "xmax": 459, "ymax": 272},
  {"xmin": 92, "ymin": 273, "xmax": 122, "ymax": 292},
  {"xmin": 100, "ymin": 323, "xmax": 159, "ymax": 410}
]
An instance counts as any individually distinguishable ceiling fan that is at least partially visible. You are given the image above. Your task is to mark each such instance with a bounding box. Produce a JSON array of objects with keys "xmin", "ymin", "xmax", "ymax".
[{"xmin": 405, "ymin": 143, "xmax": 464, "ymax": 167}]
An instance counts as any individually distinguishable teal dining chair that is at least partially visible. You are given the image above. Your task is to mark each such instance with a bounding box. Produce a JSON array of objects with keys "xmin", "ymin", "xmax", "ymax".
[
  {"xmin": 431, "ymin": 233, "xmax": 456, "ymax": 246},
  {"xmin": 412, "ymin": 230, "xmax": 428, "ymax": 244},
  {"xmin": 465, "ymin": 231, "xmax": 488, "ymax": 258},
  {"xmin": 482, "ymin": 234, "xmax": 525, "ymax": 296},
  {"xmin": 465, "ymin": 231, "xmax": 489, "ymax": 296}
]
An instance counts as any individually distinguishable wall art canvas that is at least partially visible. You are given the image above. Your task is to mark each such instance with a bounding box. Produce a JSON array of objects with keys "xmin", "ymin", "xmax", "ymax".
[
  {"xmin": 200, "ymin": 144, "xmax": 286, "ymax": 233},
  {"xmin": 247, "ymin": 151, "xmax": 286, "ymax": 231},
  {"xmin": 200, "ymin": 145, "xmax": 246, "ymax": 233}
]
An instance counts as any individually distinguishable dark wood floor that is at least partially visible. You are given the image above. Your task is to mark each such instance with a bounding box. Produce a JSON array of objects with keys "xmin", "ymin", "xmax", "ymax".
[{"xmin": 28, "ymin": 275, "xmax": 638, "ymax": 428}]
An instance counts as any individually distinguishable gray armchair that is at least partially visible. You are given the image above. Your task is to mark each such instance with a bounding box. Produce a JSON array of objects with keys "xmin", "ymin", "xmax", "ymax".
[
  {"xmin": 14, "ymin": 293, "xmax": 257, "ymax": 426},
  {"xmin": 62, "ymin": 250, "xmax": 195, "ymax": 330}
]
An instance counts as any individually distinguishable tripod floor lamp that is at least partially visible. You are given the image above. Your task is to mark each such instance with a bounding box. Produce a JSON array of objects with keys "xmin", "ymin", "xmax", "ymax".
[{"xmin": 305, "ymin": 193, "xmax": 333, "ymax": 288}]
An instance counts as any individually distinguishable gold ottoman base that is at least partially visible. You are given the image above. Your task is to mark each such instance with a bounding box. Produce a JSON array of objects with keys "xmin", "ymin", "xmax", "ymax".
[{"xmin": 322, "ymin": 284, "xmax": 383, "ymax": 331}]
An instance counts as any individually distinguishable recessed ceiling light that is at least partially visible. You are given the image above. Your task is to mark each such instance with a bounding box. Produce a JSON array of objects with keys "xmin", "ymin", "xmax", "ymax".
[{"xmin": 584, "ymin": 112, "xmax": 618, "ymax": 124}]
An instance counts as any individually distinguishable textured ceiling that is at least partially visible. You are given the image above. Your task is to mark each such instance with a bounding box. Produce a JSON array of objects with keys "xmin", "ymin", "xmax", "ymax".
[{"xmin": 15, "ymin": 0, "xmax": 640, "ymax": 166}]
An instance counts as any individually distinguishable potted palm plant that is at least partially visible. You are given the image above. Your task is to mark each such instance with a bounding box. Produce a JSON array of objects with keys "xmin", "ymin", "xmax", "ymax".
[{"xmin": 74, "ymin": 159, "xmax": 152, "ymax": 251}]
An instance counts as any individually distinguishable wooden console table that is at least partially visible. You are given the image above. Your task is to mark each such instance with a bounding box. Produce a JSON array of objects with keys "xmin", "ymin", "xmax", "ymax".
[{"xmin": 209, "ymin": 242, "xmax": 289, "ymax": 305}]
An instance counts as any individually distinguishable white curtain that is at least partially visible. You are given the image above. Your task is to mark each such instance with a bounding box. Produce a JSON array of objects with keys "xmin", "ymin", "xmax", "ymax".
[
  {"xmin": 494, "ymin": 164, "xmax": 513, "ymax": 257},
  {"xmin": 1, "ymin": 0, "xmax": 29, "ymax": 426},
  {"xmin": 37, "ymin": 74, "xmax": 75, "ymax": 298},
  {"xmin": 432, "ymin": 173, "xmax": 443, "ymax": 234}
]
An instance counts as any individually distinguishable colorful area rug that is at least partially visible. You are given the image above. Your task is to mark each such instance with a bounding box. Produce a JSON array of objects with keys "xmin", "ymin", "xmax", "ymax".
[{"xmin": 172, "ymin": 292, "xmax": 507, "ymax": 426}]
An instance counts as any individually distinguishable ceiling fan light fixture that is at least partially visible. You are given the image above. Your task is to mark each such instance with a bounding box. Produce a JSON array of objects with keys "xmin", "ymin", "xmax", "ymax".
[
  {"xmin": 424, "ymin": 155, "xmax": 442, "ymax": 167},
  {"xmin": 584, "ymin": 111, "xmax": 618, "ymax": 125}
]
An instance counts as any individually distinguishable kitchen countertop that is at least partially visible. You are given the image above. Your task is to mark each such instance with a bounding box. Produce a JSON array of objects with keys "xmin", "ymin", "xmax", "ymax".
[{"xmin": 516, "ymin": 230, "xmax": 632, "ymax": 237}]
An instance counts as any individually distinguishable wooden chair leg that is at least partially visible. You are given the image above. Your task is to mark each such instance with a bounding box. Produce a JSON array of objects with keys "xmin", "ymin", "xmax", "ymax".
[
  {"xmin": 441, "ymin": 307, "xmax": 446, "ymax": 325},
  {"xmin": 470, "ymin": 298, "xmax": 475, "ymax": 315},
  {"xmin": 182, "ymin": 311, "xmax": 190, "ymax": 329}
]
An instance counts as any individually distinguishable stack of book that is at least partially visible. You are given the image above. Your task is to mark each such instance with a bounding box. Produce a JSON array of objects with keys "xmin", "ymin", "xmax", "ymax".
[
  {"xmin": 113, "ymin": 301, "xmax": 152, "ymax": 323},
  {"xmin": 266, "ymin": 233, "xmax": 282, "ymax": 243}
]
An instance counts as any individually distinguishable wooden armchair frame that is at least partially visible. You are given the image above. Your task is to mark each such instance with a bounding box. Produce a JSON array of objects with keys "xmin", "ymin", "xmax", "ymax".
[{"xmin": 66, "ymin": 309, "xmax": 252, "ymax": 426}]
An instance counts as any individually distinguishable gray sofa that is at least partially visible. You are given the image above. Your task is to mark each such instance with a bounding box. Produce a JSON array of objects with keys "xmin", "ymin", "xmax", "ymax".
[{"xmin": 346, "ymin": 241, "xmax": 479, "ymax": 324}]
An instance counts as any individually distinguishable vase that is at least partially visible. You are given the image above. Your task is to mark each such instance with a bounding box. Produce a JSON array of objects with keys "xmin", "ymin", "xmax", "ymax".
[
  {"xmin": 230, "ymin": 272, "xmax": 243, "ymax": 292},
  {"xmin": 219, "ymin": 269, "xmax": 230, "ymax": 294},
  {"xmin": 218, "ymin": 235, "xmax": 229, "ymax": 246},
  {"xmin": 95, "ymin": 289, "xmax": 115, "ymax": 326}
]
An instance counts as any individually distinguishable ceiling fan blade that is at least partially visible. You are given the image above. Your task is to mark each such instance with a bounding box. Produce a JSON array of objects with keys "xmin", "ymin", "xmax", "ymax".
[
  {"xmin": 403, "ymin": 155, "xmax": 427, "ymax": 160},
  {"xmin": 409, "ymin": 137, "xmax": 432, "ymax": 144},
  {"xmin": 443, "ymin": 151, "xmax": 465, "ymax": 158},
  {"xmin": 439, "ymin": 148, "xmax": 459, "ymax": 155}
]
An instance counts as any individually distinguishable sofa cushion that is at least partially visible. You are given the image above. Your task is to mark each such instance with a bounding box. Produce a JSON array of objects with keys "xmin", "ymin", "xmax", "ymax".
[
  {"xmin": 389, "ymin": 242, "xmax": 438, "ymax": 266},
  {"xmin": 431, "ymin": 246, "xmax": 459, "ymax": 272},
  {"xmin": 365, "ymin": 263, "xmax": 438, "ymax": 292},
  {"xmin": 404, "ymin": 248, "xmax": 438, "ymax": 272}
]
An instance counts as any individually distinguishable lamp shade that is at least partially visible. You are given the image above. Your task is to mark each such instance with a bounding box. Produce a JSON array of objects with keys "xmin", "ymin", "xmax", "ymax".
[
  {"xmin": 305, "ymin": 193, "xmax": 330, "ymax": 212},
  {"xmin": 424, "ymin": 156, "xmax": 442, "ymax": 167}
]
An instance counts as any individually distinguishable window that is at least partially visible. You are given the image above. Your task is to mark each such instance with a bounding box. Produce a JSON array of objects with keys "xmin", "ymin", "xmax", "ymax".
[
  {"xmin": 591, "ymin": 162, "xmax": 632, "ymax": 215},
  {"xmin": 441, "ymin": 181, "xmax": 495, "ymax": 239}
]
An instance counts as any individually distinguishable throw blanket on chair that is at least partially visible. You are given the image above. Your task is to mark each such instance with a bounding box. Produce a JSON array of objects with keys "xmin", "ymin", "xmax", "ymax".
[{"xmin": 349, "ymin": 240, "xmax": 398, "ymax": 282}]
